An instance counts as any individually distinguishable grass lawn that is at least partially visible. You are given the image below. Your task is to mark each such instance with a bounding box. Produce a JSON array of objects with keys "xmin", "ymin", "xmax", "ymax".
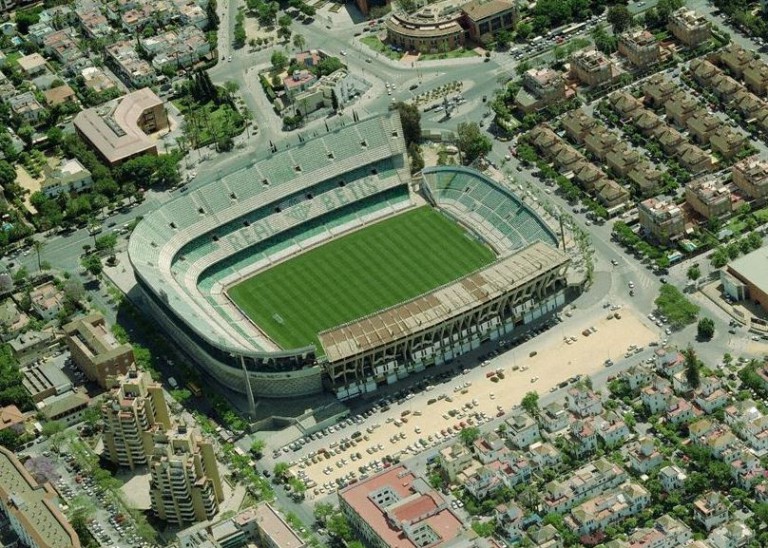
[
  {"xmin": 419, "ymin": 48, "xmax": 479, "ymax": 61},
  {"xmin": 183, "ymin": 103, "xmax": 244, "ymax": 148},
  {"xmin": 360, "ymin": 35, "xmax": 402, "ymax": 60},
  {"xmin": 228, "ymin": 207, "xmax": 496, "ymax": 352}
]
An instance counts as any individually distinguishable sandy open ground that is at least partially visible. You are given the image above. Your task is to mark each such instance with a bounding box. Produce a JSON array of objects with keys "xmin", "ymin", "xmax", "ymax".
[{"xmin": 290, "ymin": 307, "xmax": 657, "ymax": 493}]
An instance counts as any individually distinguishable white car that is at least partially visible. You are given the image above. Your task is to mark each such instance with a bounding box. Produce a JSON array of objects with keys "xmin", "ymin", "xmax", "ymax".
[{"xmin": 340, "ymin": 50, "xmax": 347, "ymax": 55}]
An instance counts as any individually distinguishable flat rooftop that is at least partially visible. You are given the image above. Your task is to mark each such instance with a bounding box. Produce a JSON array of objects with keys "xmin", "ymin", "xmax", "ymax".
[{"xmin": 729, "ymin": 246, "xmax": 768, "ymax": 297}]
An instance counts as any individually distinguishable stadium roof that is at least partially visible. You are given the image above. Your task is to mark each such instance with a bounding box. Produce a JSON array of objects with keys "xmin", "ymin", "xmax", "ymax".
[
  {"xmin": 129, "ymin": 114, "xmax": 408, "ymax": 356},
  {"xmin": 318, "ymin": 240, "xmax": 569, "ymax": 362},
  {"xmin": 729, "ymin": 247, "xmax": 768, "ymax": 298}
]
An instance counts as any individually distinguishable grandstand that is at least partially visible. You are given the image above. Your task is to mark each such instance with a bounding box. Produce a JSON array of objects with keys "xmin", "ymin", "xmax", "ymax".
[
  {"xmin": 129, "ymin": 114, "xmax": 411, "ymax": 398},
  {"xmin": 129, "ymin": 115, "xmax": 571, "ymax": 404}
]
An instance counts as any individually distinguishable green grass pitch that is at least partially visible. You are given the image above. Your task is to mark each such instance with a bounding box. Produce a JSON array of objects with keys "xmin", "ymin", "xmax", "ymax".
[{"xmin": 227, "ymin": 206, "xmax": 496, "ymax": 352}]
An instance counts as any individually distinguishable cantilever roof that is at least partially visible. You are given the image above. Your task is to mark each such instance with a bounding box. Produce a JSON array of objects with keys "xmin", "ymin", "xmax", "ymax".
[{"xmin": 319, "ymin": 241, "xmax": 568, "ymax": 362}]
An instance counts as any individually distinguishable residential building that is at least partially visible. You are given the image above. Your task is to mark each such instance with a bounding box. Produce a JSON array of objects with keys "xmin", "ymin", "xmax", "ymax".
[
  {"xmin": 141, "ymin": 28, "xmax": 211, "ymax": 72},
  {"xmin": 627, "ymin": 436, "xmax": 663, "ymax": 474},
  {"xmin": 178, "ymin": 504, "xmax": 307, "ymax": 548},
  {"xmin": 583, "ymin": 127, "xmax": 620, "ymax": 161},
  {"xmin": 641, "ymin": 376, "xmax": 673, "ymax": 414},
  {"xmin": 526, "ymin": 524, "xmax": 563, "ymax": 547},
  {"xmin": 63, "ymin": 313, "xmax": 134, "ymax": 388},
  {"xmin": 665, "ymin": 91, "xmax": 700, "ymax": 128},
  {"xmin": 74, "ymin": 88, "xmax": 168, "ymax": 166},
  {"xmin": 623, "ymin": 515, "xmax": 692, "ymax": 548},
  {"xmin": 675, "ymin": 136, "xmax": 712, "ymax": 172},
  {"xmin": 665, "ymin": 395, "xmax": 695, "ymax": 425},
  {"xmin": 527, "ymin": 441, "xmax": 561, "ymax": 472},
  {"xmin": 38, "ymin": 391, "xmax": 90, "ymax": 425},
  {"xmin": 740, "ymin": 414, "xmax": 768, "ymax": 452},
  {"xmin": 593, "ymin": 411, "xmax": 630, "ymax": 447},
  {"xmin": 693, "ymin": 492, "xmax": 729, "ymax": 531},
  {"xmin": 0, "ymin": 300, "xmax": 29, "ymax": 342},
  {"xmin": 668, "ymin": 8, "xmax": 711, "ymax": 48},
  {"xmin": 566, "ymin": 385, "xmax": 603, "ymax": 417},
  {"xmin": 338, "ymin": 464, "xmax": 465, "ymax": 548},
  {"xmin": 570, "ymin": 419, "xmax": 597, "ymax": 456},
  {"xmin": 173, "ymin": 0, "xmax": 209, "ymax": 29},
  {"xmin": 462, "ymin": 0, "xmax": 518, "ymax": 44},
  {"xmin": 694, "ymin": 376, "xmax": 730, "ymax": 414},
  {"xmin": 105, "ymin": 40, "xmax": 156, "ymax": 88},
  {"xmin": 0, "ymin": 446, "xmax": 81, "ymax": 548},
  {"xmin": 686, "ymin": 177, "xmax": 732, "ymax": 220},
  {"xmin": 505, "ymin": 409, "xmax": 540, "ymax": 449},
  {"xmin": 0, "ymin": 404, "xmax": 26, "ymax": 433},
  {"xmin": 743, "ymin": 60, "xmax": 768, "ymax": 97},
  {"xmin": 540, "ymin": 400, "xmax": 569, "ymax": 433},
  {"xmin": 659, "ymin": 465, "xmax": 687, "ymax": 493},
  {"xmin": 638, "ymin": 197, "xmax": 685, "ymax": 243},
  {"xmin": 542, "ymin": 458, "xmax": 627, "ymax": 514},
  {"xmin": 728, "ymin": 450, "xmax": 765, "ymax": 489},
  {"xmin": 438, "ymin": 443, "xmax": 473, "ymax": 482},
  {"xmin": 516, "ymin": 68, "xmax": 566, "ymax": 113},
  {"xmin": 643, "ymin": 73, "xmax": 678, "ymax": 108},
  {"xmin": 565, "ymin": 483, "xmax": 650, "ymax": 535},
  {"xmin": 624, "ymin": 364, "xmax": 653, "ymax": 393},
  {"xmin": 495, "ymin": 502, "xmax": 524, "ymax": 543},
  {"xmin": 686, "ymin": 111, "xmax": 721, "ymax": 145},
  {"xmin": 29, "ymin": 282, "xmax": 64, "ymax": 322},
  {"xmin": 16, "ymin": 53, "xmax": 47, "ymax": 77},
  {"xmin": 618, "ymin": 29, "xmax": 659, "ymax": 68},
  {"xmin": 561, "ymin": 109, "xmax": 597, "ymax": 144},
  {"xmin": 81, "ymin": 66, "xmax": 118, "ymax": 94},
  {"xmin": 724, "ymin": 399, "xmax": 762, "ymax": 429},
  {"xmin": 102, "ymin": 366, "xmax": 172, "ymax": 469},
  {"xmin": 708, "ymin": 521, "xmax": 753, "ymax": 548},
  {"xmin": 43, "ymin": 30, "xmax": 82, "ymax": 65},
  {"xmin": 595, "ymin": 179, "xmax": 631, "ymax": 210},
  {"xmin": 732, "ymin": 155, "xmax": 768, "ymax": 204},
  {"xmin": 608, "ymin": 91, "xmax": 642, "ymax": 117},
  {"xmin": 570, "ymin": 48, "xmax": 616, "ymax": 88},
  {"xmin": 78, "ymin": 8, "xmax": 111, "ymax": 38},
  {"xmin": 472, "ymin": 431, "xmax": 509, "ymax": 464},
  {"xmin": 606, "ymin": 146, "xmax": 642, "ymax": 178},
  {"xmin": 149, "ymin": 423, "xmax": 224, "ymax": 525},
  {"xmin": 9, "ymin": 92, "xmax": 46, "ymax": 126},
  {"xmin": 43, "ymin": 85, "xmax": 77, "ymax": 108},
  {"xmin": 655, "ymin": 347, "xmax": 686, "ymax": 377},
  {"xmin": 41, "ymin": 158, "xmax": 93, "ymax": 198},
  {"xmin": 710, "ymin": 127, "xmax": 747, "ymax": 160},
  {"xmin": 719, "ymin": 43, "xmax": 753, "ymax": 79}
]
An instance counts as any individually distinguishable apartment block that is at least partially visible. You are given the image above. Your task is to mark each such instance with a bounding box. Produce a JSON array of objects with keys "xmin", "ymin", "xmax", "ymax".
[
  {"xmin": 618, "ymin": 29, "xmax": 659, "ymax": 68},
  {"xmin": 685, "ymin": 177, "xmax": 732, "ymax": 220},
  {"xmin": 516, "ymin": 68, "xmax": 566, "ymax": 113},
  {"xmin": 570, "ymin": 49, "xmax": 615, "ymax": 88},
  {"xmin": 638, "ymin": 197, "xmax": 685, "ymax": 243},
  {"xmin": 668, "ymin": 8, "xmax": 711, "ymax": 48},
  {"xmin": 64, "ymin": 313, "xmax": 134, "ymax": 388},
  {"xmin": 732, "ymin": 155, "xmax": 768, "ymax": 204},
  {"xmin": 102, "ymin": 366, "xmax": 172, "ymax": 469},
  {"xmin": 149, "ymin": 423, "xmax": 224, "ymax": 525},
  {"xmin": 0, "ymin": 446, "xmax": 81, "ymax": 548}
]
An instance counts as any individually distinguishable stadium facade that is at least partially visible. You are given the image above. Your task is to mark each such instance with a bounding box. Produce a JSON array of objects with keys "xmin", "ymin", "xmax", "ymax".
[{"xmin": 128, "ymin": 115, "xmax": 570, "ymax": 402}]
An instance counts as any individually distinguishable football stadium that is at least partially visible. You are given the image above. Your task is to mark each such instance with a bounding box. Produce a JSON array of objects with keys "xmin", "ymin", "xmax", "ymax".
[{"xmin": 128, "ymin": 113, "xmax": 571, "ymax": 401}]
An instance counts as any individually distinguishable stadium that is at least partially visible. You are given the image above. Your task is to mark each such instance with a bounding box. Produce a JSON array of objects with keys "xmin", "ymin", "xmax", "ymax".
[{"xmin": 128, "ymin": 113, "xmax": 571, "ymax": 402}]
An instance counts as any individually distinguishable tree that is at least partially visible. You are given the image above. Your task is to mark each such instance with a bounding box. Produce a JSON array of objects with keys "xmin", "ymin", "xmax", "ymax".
[
  {"xmin": 250, "ymin": 439, "xmax": 265, "ymax": 458},
  {"xmin": 292, "ymin": 33, "xmax": 306, "ymax": 51},
  {"xmin": 327, "ymin": 512, "xmax": 353, "ymax": 541},
  {"xmin": 314, "ymin": 502, "xmax": 336, "ymax": 525},
  {"xmin": 273, "ymin": 462, "xmax": 290, "ymax": 480},
  {"xmin": 0, "ymin": 161, "xmax": 17, "ymax": 187},
  {"xmin": 456, "ymin": 122, "xmax": 492, "ymax": 165},
  {"xmin": 459, "ymin": 426, "xmax": 480, "ymax": 447},
  {"xmin": 331, "ymin": 90, "xmax": 339, "ymax": 112},
  {"xmin": 654, "ymin": 285, "xmax": 699, "ymax": 329},
  {"xmin": 63, "ymin": 279, "xmax": 85, "ymax": 303},
  {"xmin": 81, "ymin": 254, "xmax": 103, "ymax": 277},
  {"xmin": 515, "ymin": 22, "xmax": 532, "ymax": 41},
  {"xmin": 31, "ymin": 240, "xmax": 45, "ymax": 272},
  {"xmin": 687, "ymin": 264, "xmax": 701, "ymax": 281},
  {"xmin": 271, "ymin": 50, "xmax": 288, "ymax": 72},
  {"xmin": 42, "ymin": 420, "xmax": 65, "ymax": 438},
  {"xmin": 396, "ymin": 0, "xmax": 416, "ymax": 12},
  {"xmin": 607, "ymin": 5, "xmax": 634, "ymax": 33},
  {"xmin": 697, "ymin": 317, "xmax": 715, "ymax": 341},
  {"xmin": 521, "ymin": 391, "xmax": 539, "ymax": 416},
  {"xmin": 394, "ymin": 102, "xmax": 421, "ymax": 146},
  {"xmin": 683, "ymin": 346, "xmax": 701, "ymax": 389}
]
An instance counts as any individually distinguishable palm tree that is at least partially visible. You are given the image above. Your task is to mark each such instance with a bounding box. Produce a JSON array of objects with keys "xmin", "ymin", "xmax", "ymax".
[
  {"xmin": 293, "ymin": 33, "xmax": 306, "ymax": 52},
  {"xmin": 32, "ymin": 240, "xmax": 45, "ymax": 272}
]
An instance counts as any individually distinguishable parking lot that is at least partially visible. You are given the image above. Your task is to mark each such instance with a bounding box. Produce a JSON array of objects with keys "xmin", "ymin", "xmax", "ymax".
[{"xmin": 272, "ymin": 306, "xmax": 657, "ymax": 498}]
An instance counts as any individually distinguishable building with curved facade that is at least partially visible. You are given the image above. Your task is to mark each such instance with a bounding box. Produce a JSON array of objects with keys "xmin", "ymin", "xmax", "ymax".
[
  {"xmin": 129, "ymin": 116, "xmax": 569, "ymax": 403},
  {"xmin": 385, "ymin": 6, "xmax": 464, "ymax": 53}
]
